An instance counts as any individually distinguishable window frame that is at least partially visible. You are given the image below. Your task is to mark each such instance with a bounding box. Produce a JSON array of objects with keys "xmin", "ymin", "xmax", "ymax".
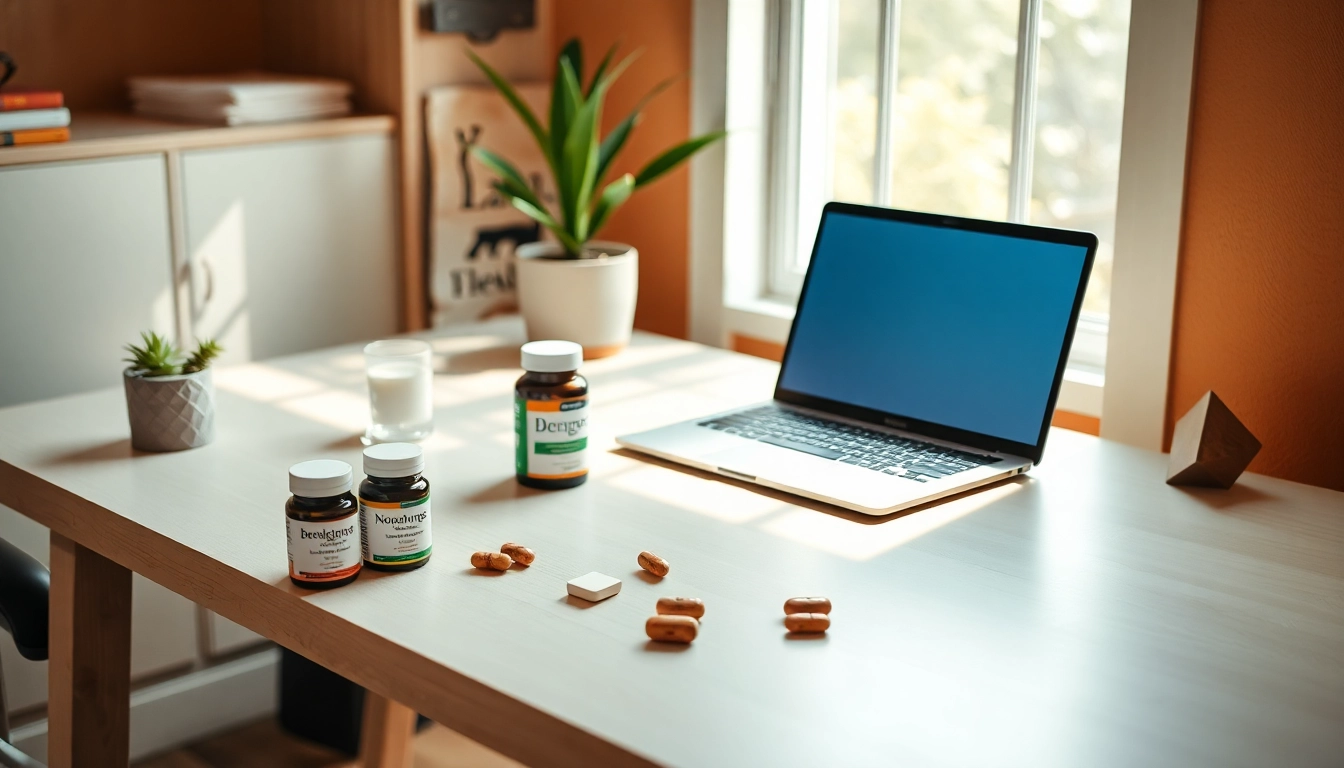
[{"xmin": 689, "ymin": 0, "xmax": 1197, "ymax": 439}]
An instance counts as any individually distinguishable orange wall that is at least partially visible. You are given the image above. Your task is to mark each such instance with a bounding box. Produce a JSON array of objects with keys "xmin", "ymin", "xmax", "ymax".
[
  {"xmin": 1167, "ymin": 1, "xmax": 1344, "ymax": 491},
  {"xmin": 551, "ymin": 0, "xmax": 693, "ymax": 339}
]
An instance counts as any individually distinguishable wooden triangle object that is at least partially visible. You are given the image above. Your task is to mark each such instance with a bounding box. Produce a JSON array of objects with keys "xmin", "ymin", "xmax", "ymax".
[{"xmin": 1166, "ymin": 391, "xmax": 1262, "ymax": 489}]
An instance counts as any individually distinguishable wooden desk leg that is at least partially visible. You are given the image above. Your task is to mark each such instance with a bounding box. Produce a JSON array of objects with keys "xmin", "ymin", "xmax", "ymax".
[
  {"xmin": 358, "ymin": 692, "xmax": 416, "ymax": 768},
  {"xmin": 47, "ymin": 533, "xmax": 132, "ymax": 768}
]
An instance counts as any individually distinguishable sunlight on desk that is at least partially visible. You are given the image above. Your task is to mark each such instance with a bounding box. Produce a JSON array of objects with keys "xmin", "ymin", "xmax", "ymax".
[
  {"xmin": 761, "ymin": 481, "xmax": 1025, "ymax": 560},
  {"xmin": 274, "ymin": 388, "xmax": 370, "ymax": 433},
  {"xmin": 326, "ymin": 352, "xmax": 366, "ymax": 372},
  {"xmin": 607, "ymin": 464, "xmax": 788, "ymax": 523},
  {"xmin": 214, "ymin": 364, "xmax": 326, "ymax": 402},
  {"xmin": 431, "ymin": 371, "xmax": 518, "ymax": 407}
]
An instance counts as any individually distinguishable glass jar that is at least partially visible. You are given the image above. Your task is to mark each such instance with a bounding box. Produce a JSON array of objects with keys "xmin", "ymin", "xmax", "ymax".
[{"xmin": 364, "ymin": 339, "xmax": 434, "ymax": 444}]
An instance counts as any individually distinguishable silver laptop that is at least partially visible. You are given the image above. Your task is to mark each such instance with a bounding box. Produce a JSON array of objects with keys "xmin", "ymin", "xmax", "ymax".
[{"xmin": 618, "ymin": 202, "xmax": 1097, "ymax": 516}]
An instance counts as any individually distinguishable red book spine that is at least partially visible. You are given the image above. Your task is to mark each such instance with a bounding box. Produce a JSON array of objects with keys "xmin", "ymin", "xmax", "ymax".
[{"xmin": 0, "ymin": 91, "xmax": 65, "ymax": 111}]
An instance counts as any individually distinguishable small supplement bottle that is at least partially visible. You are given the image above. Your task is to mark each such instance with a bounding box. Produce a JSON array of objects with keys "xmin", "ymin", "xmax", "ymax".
[
  {"xmin": 286, "ymin": 460, "xmax": 362, "ymax": 589},
  {"xmin": 515, "ymin": 340, "xmax": 589, "ymax": 489},
  {"xmin": 359, "ymin": 443, "xmax": 433, "ymax": 571}
]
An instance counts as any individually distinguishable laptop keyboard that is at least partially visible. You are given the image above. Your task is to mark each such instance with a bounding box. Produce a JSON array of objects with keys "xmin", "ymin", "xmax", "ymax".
[{"xmin": 699, "ymin": 406, "xmax": 1001, "ymax": 483}]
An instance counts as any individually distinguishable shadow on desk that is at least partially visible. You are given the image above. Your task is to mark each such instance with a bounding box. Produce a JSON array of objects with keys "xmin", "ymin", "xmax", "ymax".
[
  {"xmin": 435, "ymin": 345, "xmax": 518, "ymax": 376},
  {"xmin": 609, "ymin": 447, "xmax": 1032, "ymax": 526},
  {"xmin": 1172, "ymin": 481, "xmax": 1277, "ymax": 511},
  {"xmin": 42, "ymin": 438, "xmax": 138, "ymax": 465}
]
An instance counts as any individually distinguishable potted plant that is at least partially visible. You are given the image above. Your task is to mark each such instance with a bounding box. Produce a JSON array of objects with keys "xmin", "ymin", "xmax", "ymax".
[
  {"xmin": 468, "ymin": 40, "xmax": 726, "ymax": 358},
  {"xmin": 123, "ymin": 332, "xmax": 222, "ymax": 452}
]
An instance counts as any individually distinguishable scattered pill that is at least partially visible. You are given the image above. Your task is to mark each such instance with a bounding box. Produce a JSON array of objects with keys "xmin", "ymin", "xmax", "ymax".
[
  {"xmin": 567, "ymin": 572, "xmax": 622, "ymax": 602},
  {"xmin": 500, "ymin": 542, "xmax": 535, "ymax": 566},
  {"xmin": 784, "ymin": 613, "xmax": 830, "ymax": 634},
  {"xmin": 638, "ymin": 551, "xmax": 670, "ymax": 577},
  {"xmin": 784, "ymin": 597, "xmax": 832, "ymax": 615},
  {"xmin": 471, "ymin": 551, "xmax": 512, "ymax": 571},
  {"xmin": 655, "ymin": 597, "xmax": 705, "ymax": 619},
  {"xmin": 646, "ymin": 615, "xmax": 698, "ymax": 644}
]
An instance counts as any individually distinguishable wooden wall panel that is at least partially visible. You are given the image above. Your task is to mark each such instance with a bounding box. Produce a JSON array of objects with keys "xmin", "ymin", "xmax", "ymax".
[
  {"xmin": 552, "ymin": 0, "xmax": 694, "ymax": 339},
  {"xmin": 1168, "ymin": 0, "xmax": 1344, "ymax": 491},
  {"xmin": 0, "ymin": 0, "xmax": 263, "ymax": 110},
  {"xmin": 259, "ymin": 0, "xmax": 405, "ymax": 115}
]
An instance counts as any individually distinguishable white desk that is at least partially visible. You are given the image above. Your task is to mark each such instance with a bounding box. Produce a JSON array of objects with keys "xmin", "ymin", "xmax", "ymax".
[{"xmin": 1, "ymin": 318, "xmax": 1342, "ymax": 767}]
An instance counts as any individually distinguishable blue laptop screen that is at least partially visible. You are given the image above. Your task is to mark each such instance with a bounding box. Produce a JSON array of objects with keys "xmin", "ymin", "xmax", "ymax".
[{"xmin": 778, "ymin": 212, "xmax": 1090, "ymax": 445}]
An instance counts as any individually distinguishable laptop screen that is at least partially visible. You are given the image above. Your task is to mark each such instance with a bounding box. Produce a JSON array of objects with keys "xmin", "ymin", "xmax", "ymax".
[{"xmin": 777, "ymin": 208, "xmax": 1093, "ymax": 447}]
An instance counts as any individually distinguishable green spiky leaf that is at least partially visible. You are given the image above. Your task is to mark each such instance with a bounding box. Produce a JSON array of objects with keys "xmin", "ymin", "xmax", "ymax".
[
  {"xmin": 182, "ymin": 339, "xmax": 223, "ymax": 374},
  {"xmin": 471, "ymin": 146, "xmax": 545, "ymax": 211},
  {"xmin": 596, "ymin": 73, "xmax": 683, "ymax": 184},
  {"xmin": 634, "ymin": 130, "xmax": 728, "ymax": 188},
  {"xmin": 551, "ymin": 59, "xmax": 586, "ymax": 230},
  {"xmin": 466, "ymin": 49, "xmax": 551, "ymax": 168},
  {"xmin": 497, "ymin": 183, "xmax": 583, "ymax": 255},
  {"xmin": 123, "ymin": 331, "xmax": 181, "ymax": 377},
  {"xmin": 466, "ymin": 40, "xmax": 725, "ymax": 255},
  {"xmin": 588, "ymin": 173, "xmax": 635, "ymax": 237},
  {"xmin": 586, "ymin": 42, "xmax": 619, "ymax": 98}
]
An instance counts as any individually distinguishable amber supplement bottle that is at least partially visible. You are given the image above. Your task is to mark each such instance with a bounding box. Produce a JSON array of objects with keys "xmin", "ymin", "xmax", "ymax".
[
  {"xmin": 359, "ymin": 443, "xmax": 433, "ymax": 572},
  {"xmin": 514, "ymin": 340, "xmax": 589, "ymax": 489},
  {"xmin": 286, "ymin": 460, "xmax": 362, "ymax": 589}
]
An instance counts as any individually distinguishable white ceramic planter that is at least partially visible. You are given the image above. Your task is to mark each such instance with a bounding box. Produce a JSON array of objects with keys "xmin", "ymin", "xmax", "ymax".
[
  {"xmin": 123, "ymin": 369, "xmax": 216, "ymax": 452},
  {"xmin": 515, "ymin": 240, "xmax": 638, "ymax": 358}
]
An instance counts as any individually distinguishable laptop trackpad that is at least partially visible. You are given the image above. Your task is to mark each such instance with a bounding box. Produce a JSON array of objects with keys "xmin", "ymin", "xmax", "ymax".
[{"xmin": 703, "ymin": 445, "xmax": 825, "ymax": 484}]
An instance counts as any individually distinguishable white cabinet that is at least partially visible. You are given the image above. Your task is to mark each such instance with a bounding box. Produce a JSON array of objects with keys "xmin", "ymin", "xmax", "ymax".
[
  {"xmin": 0, "ymin": 131, "xmax": 400, "ymax": 718},
  {"xmin": 0, "ymin": 155, "xmax": 198, "ymax": 713},
  {"xmin": 181, "ymin": 135, "xmax": 399, "ymax": 364},
  {"xmin": 0, "ymin": 156, "xmax": 178, "ymax": 408}
]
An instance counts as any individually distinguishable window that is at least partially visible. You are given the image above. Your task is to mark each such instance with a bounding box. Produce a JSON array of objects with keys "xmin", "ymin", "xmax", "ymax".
[{"xmin": 766, "ymin": 0, "xmax": 1131, "ymax": 374}]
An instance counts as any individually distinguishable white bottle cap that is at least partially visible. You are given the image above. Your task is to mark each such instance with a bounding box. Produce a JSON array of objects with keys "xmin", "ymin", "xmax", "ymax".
[
  {"xmin": 520, "ymin": 340, "xmax": 583, "ymax": 373},
  {"xmin": 289, "ymin": 460, "xmax": 353, "ymax": 498},
  {"xmin": 363, "ymin": 442, "xmax": 425, "ymax": 478}
]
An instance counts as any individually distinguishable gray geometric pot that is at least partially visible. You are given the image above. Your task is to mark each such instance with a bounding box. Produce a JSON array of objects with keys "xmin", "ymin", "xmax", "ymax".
[{"xmin": 123, "ymin": 369, "xmax": 216, "ymax": 452}]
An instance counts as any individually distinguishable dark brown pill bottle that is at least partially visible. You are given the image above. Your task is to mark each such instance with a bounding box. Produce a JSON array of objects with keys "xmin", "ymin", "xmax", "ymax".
[
  {"xmin": 359, "ymin": 442, "xmax": 432, "ymax": 572},
  {"xmin": 514, "ymin": 340, "xmax": 589, "ymax": 490},
  {"xmin": 285, "ymin": 460, "xmax": 361, "ymax": 589}
]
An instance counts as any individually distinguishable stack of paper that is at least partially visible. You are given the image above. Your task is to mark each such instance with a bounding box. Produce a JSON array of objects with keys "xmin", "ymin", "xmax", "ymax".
[{"xmin": 128, "ymin": 73, "xmax": 353, "ymax": 126}]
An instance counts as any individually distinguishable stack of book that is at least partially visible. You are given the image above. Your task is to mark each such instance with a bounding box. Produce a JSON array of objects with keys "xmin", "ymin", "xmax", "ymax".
[
  {"xmin": 128, "ymin": 73, "xmax": 352, "ymax": 126},
  {"xmin": 0, "ymin": 89, "xmax": 70, "ymax": 146}
]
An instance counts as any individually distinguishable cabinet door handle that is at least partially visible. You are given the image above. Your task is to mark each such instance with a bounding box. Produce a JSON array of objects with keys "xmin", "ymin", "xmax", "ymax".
[{"xmin": 201, "ymin": 260, "xmax": 215, "ymax": 305}]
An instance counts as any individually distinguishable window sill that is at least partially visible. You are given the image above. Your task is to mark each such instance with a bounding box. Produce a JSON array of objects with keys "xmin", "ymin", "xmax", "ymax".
[{"xmin": 722, "ymin": 297, "xmax": 1105, "ymax": 419}]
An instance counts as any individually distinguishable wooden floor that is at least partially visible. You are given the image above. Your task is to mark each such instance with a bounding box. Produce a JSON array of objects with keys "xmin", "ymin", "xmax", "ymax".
[{"xmin": 133, "ymin": 719, "xmax": 523, "ymax": 768}]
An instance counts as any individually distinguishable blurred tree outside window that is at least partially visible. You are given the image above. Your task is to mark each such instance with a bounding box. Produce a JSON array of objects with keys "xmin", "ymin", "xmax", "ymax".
[{"xmin": 778, "ymin": 0, "xmax": 1130, "ymax": 336}]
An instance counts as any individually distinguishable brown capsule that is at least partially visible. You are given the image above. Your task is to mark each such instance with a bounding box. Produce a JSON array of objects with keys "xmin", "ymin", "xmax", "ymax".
[
  {"xmin": 637, "ymin": 551, "xmax": 669, "ymax": 577},
  {"xmin": 784, "ymin": 613, "xmax": 830, "ymax": 633},
  {"xmin": 470, "ymin": 551, "xmax": 512, "ymax": 571},
  {"xmin": 655, "ymin": 597, "xmax": 705, "ymax": 619},
  {"xmin": 500, "ymin": 542, "xmax": 535, "ymax": 566},
  {"xmin": 784, "ymin": 597, "xmax": 832, "ymax": 615},
  {"xmin": 646, "ymin": 615, "xmax": 698, "ymax": 644}
]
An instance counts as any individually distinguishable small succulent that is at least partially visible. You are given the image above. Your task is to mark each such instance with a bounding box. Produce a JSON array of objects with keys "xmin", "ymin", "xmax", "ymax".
[
  {"xmin": 182, "ymin": 339, "xmax": 223, "ymax": 374},
  {"xmin": 124, "ymin": 332, "xmax": 222, "ymax": 377}
]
